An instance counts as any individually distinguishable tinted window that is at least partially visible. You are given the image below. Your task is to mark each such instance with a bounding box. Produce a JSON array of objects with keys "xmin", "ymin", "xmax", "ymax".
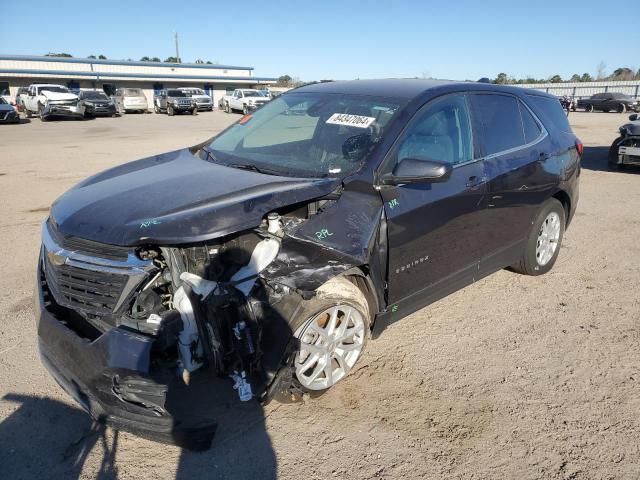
[
  {"xmin": 519, "ymin": 101, "xmax": 542, "ymax": 143},
  {"xmin": 526, "ymin": 95, "xmax": 572, "ymax": 133},
  {"xmin": 612, "ymin": 93, "xmax": 631, "ymax": 99},
  {"xmin": 397, "ymin": 94, "xmax": 473, "ymax": 165},
  {"xmin": 471, "ymin": 94, "xmax": 524, "ymax": 155}
]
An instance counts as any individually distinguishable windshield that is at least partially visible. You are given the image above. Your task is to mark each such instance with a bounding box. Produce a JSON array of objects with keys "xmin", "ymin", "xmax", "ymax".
[
  {"xmin": 168, "ymin": 90, "xmax": 188, "ymax": 97},
  {"xmin": 40, "ymin": 86, "xmax": 69, "ymax": 94},
  {"xmin": 206, "ymin": 92, "xmax": 402, "ymax": 178},
  {"xmin": 125, "ymin": 88, "xmax": 143, "ymax": 96},
  {"xmin": 243, "ymin": 91, "xmax": 264, "ymax": 98},
  {"xmin": 0, "ymin": 97, "xmax": 6, "ymax": 104},
  {"xmin": 83, "ymin": 91, "xmax": 108, "ymax": 100}
]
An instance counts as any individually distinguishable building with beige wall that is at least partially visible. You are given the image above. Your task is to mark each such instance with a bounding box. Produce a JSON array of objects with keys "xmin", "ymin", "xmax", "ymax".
[{"xmin": 0, "ymin": 54, "xmax": 276, "ymax": 108}]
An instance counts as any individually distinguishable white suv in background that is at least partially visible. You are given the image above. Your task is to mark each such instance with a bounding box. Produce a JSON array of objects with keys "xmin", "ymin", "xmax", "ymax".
[
  {"xmin": 113, "ymin": 88, "xmax": 149, "ymax": 114},
  {"xmin": 177, "ymin": 88, "xmax": 213, "ymax": 111}
]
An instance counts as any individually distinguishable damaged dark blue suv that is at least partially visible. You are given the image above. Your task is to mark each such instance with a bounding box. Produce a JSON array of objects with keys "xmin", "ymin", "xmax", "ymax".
[{"xmin": 36, "ymin": 79, "xmax": 581, "ymax": 448}]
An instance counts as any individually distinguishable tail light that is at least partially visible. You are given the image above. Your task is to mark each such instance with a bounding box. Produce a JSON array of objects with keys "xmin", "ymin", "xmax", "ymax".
[{"xmin": 575, "ymin": 140, "xmax": 583, "ymax": 157}]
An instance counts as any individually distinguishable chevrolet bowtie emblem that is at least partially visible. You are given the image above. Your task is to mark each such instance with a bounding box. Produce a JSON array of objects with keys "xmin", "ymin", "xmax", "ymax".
[{"xmin": 46, "ymin": 249, "xmax": 67, "ymax": 266}]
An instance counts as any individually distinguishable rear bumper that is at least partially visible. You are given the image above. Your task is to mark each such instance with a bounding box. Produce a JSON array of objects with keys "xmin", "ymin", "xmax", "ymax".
[{"xmin": 35, "ymin": 257, "xmax": 238, "ymax": 450}]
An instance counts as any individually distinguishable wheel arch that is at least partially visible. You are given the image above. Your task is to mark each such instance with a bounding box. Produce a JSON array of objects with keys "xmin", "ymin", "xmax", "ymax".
[{"xmin": 551, "ymin": 189, "xmax": 571, "ymax": 226}]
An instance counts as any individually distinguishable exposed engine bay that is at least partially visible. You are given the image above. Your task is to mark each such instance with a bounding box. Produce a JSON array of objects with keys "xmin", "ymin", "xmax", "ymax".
[{"xmin": 108, "ymin": 198, "xmax": 340, "ymax": 403}]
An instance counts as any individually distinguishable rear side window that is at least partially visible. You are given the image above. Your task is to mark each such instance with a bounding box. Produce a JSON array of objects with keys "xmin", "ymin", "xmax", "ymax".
[
  {"xmin": 526, "ymin": 95, "xmax": 572, "ymax": 133},
  {"xmin": 471, "ymin": 94, "xmax": 524, "ymax": 155},
  {"xmin": 519, "ymin": 102, "xmax": 542, "ymax": 143}
]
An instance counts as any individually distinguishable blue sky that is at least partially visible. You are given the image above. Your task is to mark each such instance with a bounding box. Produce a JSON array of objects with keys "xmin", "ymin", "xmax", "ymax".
[{"xmin": 0, "ymin": 0, "xmax": 634, "ymax": 82}]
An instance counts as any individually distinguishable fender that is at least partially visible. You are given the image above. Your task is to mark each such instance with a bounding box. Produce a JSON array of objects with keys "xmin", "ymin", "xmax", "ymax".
[{"xmin": 260, "ymin": 188, "xmax": 388, "ymax": 315}]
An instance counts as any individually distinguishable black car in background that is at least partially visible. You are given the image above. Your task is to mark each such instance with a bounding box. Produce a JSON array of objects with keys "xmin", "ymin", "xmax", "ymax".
[
  {"xmin": 0, "ymin": 96, "xmax": 20, "ymax": 124},
  {"xmin": 36, "ymin": 79, "xmax": 581, "ymax": 449},
  {"xmin": 78, "ymin": 90, "xmax": 117, "ymax": 118},
  {"xmin": 609, "ymin": 113, "xmax": 640, "ymax": 168},
  {"xmin": 577, "ymin": 92, "xmax": 640, "ymax": 113}
]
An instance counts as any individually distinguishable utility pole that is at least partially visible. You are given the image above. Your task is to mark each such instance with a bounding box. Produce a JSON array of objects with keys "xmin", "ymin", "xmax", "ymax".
[{"xmin": 174, "ymin": 32, "xmax": 181, "ymax": 63}]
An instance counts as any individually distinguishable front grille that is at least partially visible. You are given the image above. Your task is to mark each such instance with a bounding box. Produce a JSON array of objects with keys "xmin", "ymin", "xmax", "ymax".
[
  {"xmin": 41, "ymin": 221, "xmax": 153, "ymax": 326},
  {"xmin": 48, "ymin": 221, "xmax": 129, "ymax": 261},
  {"xmin": 44, "ymin": 256, "xmax": 128, "ymax": 317}
]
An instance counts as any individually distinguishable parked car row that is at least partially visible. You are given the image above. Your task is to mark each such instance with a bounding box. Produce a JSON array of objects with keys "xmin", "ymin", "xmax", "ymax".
[{"xmin": 5, "ymin": 83, "xmax": 246, "ymax": 123}]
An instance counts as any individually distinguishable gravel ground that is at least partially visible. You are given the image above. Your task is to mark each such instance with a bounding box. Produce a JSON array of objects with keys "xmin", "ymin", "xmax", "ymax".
[{"xmin": 0, "ymin": 110, "xmax": 638, "ymax": 480}]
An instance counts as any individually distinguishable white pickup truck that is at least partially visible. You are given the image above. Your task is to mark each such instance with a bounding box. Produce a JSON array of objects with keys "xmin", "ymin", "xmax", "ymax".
[
  {"xmin": 221, "ymin": 89, "xmax": 270, "ymax": 115},
  {"xmin": 23, "ymin": 84, "xmax": 84, "ymax": 121}
]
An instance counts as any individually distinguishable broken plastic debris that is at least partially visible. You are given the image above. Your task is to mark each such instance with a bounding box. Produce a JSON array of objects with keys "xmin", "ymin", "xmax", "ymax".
[{"xmin": 230, "ymin": 372, "xmax": 253, "ymax": 401}]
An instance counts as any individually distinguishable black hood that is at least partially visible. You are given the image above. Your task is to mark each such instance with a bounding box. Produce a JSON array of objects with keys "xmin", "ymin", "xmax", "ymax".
[
  {"xmin": 621, "ymin": 122, "xmax": 640, "ymax": 136},
  {"xmin": 51, "ymin": 148, "xmax": 340, "ymax": 246},
  {"xmin": 0, "ymin": 104, "xmax": 14, "ymax": 112}
]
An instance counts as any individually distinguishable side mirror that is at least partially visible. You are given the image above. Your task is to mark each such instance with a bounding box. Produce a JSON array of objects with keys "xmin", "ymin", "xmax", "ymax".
[
  {"xmin": 629, "ymin": 114, "xmax": 638, "ymax": 121},
  {"xmin": 381, "ymin": 157, "xmax": 452, "ymax": 185}
]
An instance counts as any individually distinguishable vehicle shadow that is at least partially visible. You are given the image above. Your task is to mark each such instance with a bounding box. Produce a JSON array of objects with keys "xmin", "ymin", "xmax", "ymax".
[
  {"xmin": 0, "ymin": 389, "xmax": 278, "ymax": 479},
  {"xmin": 581, "ymin": 145, "xmax": 640, "ymax": 174},
  {"xmin": 0, "ymin": 393, "xmax": 118, "ymax": 480}
]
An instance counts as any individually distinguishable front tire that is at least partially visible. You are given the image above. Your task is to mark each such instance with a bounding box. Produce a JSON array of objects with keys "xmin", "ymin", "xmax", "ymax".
[
  {"xmin": 225, "ymin": 102, "xmax": 231, "ymax": 113},
  {"xmin": 290, "ymin": 277, "xmax": 370, "ymax": 393},
  {"xmin": 617, "ymin": 103, "xmax": 626, "ymax": 114},
  {"xmin": 167, "ymin": 105, "xmax": 174, "ymax": 116},
  {"xmin": 243, "ymin": 104, "xmax": 249, "ymax": 115},
  {"xmin": 585, "ymin": 104, "xmax": 594, "ymax": 113},
  {"xmin": 511, "ymin": 198, "xmax": 565, "ymax": 276},
  {"xmin": 609, "ymin": 136, "xmax": 624, "ymax": 169},
  {"xmin": 38, "ymin": 103, "xmax": 47, "ymax": 121}
]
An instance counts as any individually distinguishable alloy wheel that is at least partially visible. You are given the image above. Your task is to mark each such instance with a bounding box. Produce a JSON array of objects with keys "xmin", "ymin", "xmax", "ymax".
[
  {"xmin": 536, "ymin": 212, "xmax": 561, "ymax": 266},
  {"xmin": 294, "ymin": 304, "xmax": 366, "ymax": 391}
]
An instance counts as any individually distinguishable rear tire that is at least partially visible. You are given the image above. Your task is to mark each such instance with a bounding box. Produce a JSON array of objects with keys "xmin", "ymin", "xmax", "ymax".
[{"xmin": 510, "ymin": 198, "xmax": 565, "ymax": 276}]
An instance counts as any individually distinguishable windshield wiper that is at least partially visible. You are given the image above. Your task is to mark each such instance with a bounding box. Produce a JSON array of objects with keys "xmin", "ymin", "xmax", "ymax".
[{"xmin": 226, "ymin": 163, "xmax": 283, "ymax": 176}]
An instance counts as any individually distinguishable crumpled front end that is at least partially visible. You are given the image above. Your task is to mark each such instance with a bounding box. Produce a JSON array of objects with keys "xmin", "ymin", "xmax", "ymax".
[{"xmin": 35, "ymin": 188, "xmax": 376, "ymax": 447}]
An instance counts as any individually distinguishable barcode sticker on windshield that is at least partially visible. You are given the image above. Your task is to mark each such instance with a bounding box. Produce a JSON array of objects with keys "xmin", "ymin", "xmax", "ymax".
[{"xmin": 326, "ymin": 113, "xmax": 376, "ymax": 129}]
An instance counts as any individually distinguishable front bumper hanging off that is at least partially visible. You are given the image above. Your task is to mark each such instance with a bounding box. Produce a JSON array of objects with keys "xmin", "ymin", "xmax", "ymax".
[{"xmin": 35, "ymin": 256, "xmax": 247, "ymax": 450}]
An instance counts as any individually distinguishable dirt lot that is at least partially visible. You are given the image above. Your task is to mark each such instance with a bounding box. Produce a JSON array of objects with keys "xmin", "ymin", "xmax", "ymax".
[{"xmin": 0, "ymin": 110, "xmax": 638, "ymax": 480}]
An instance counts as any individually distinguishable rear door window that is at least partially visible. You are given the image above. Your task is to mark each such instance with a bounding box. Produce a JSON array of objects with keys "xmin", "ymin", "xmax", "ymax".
[{"xmin": 471, "ymin": 94, "xmax": 524, "ymax": 156}]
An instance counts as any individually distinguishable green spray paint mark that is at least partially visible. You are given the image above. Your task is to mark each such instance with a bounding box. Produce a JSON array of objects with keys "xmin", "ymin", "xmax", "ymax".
[
  {"xmin": 140, "ymin": 219, "xmax": 161, "ymax": 229},
  {"xmin": 391, "ymin": 304, "xmax": 399, "ymax": 313},
  {"xmin": 315, "ymin": 228, "xmax": 334, "ymax": 241},
  {"xmin": 388, "ymin": 198, "xmax": 400, "ymax": 210}
]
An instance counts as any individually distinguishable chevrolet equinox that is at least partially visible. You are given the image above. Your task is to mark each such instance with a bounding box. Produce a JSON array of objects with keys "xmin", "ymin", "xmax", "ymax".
[{"xmin": 36, "ymin": 79, "xmax": 581, "ymax": 448}]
